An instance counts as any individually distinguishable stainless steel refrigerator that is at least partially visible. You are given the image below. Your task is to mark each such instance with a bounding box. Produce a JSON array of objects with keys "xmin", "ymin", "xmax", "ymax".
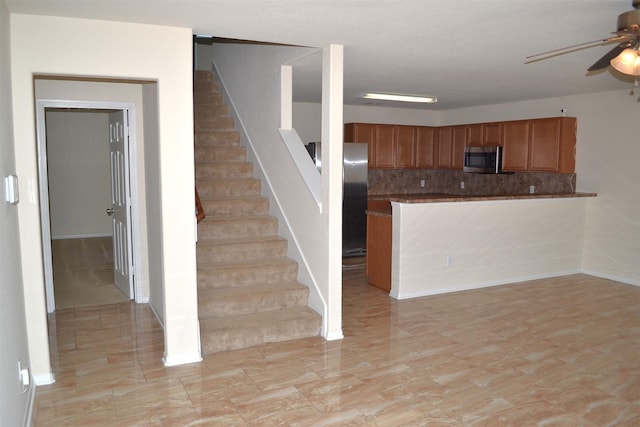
[{"xmin": 306, "ymin": 142, "xmax": 368, "ymax": 257}]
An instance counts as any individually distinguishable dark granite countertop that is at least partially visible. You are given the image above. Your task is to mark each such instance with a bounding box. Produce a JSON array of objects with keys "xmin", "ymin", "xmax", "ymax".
[{"xmin": 366, "ymin": 192, "xmax": 597, "ymax": 217}]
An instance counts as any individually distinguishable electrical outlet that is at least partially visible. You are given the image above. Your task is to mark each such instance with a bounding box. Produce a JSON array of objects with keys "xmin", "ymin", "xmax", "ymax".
[
  {"xmin": 17, "ymin": 361, "xmax": 30, "ymax": 387},
  {"xmin": 460, "ymin": 181, "xmax": 465, "ymax": 190},
  {"xmin": 420, "ymin": 179, "xmax": 425, "ymax": 188},
  {"xmin": 529, "ymin": 185, "xmax": 535, "ymax": 194},
  {"xmin": 446, "ymin": 255, "xmax": 453, "ymax": 267}
]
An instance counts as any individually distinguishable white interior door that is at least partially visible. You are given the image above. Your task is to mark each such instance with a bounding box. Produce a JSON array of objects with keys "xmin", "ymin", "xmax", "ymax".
[{"xmin": 108, "ymin": 111, "xmax": 134, "ymax": 299}]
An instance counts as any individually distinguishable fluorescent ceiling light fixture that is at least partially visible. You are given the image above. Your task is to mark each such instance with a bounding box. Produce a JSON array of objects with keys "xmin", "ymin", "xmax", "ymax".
[{"xmin": 362, "ymin": 92, "xmax": 437, "ymax": 103}]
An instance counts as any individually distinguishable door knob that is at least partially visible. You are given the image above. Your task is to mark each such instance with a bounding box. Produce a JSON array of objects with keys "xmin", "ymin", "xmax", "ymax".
[{"xmin": 106, "ymin": 208, "xmax": 114, "ymax": 216}]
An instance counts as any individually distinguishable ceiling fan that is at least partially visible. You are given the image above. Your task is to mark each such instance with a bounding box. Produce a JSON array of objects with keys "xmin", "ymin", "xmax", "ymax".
[{"xmin": 526, "ymin": 0, "xmax": 640, "ymax": 76}]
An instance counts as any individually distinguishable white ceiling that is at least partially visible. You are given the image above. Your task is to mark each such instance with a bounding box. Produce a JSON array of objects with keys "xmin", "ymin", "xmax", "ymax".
[{"xmin": 7, "ymin": 0, "xmax": 639, "ymax": 110}]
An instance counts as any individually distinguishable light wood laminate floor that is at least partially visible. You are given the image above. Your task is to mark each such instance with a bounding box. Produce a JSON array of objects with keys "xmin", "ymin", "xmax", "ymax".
[{"xmin": 34, "ymin": 270, "xmax": 639, "ymax": 426}]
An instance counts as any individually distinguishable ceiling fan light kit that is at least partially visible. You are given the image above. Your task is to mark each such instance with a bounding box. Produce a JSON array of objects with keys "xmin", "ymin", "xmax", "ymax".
[
  {"xmin": 610, "ymin": 47, "xmax": 640, "ymax": 75},
  {"xmin": 527, "ymin": 0, "xmax": 640, "ymax": 77}
]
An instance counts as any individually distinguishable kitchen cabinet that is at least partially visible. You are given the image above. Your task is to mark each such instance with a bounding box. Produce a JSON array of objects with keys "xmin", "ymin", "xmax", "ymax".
[
  {"xmin": 345, "ymin": 123, "xmax": 416, "ymax": 168},
  {"xmin": 373, "ymin": 125, "xmax": 395, "ymax": 168},
  {"xmin": 346, "ymin": 117, "xmax": 576, "ymax": 173},
  {"xmin": 501, "ymin": 117, "xmax": 576, "ymax": 173},
  {"xmin": 366, "ymin": 212, "xmax": 391, "ymax": 292},
  {"xmin": 437, "ymin": 125, "xmax": 465, "ymax": 169},
  {"xmin": 467, "ymin": 122, "xmax": 501, "ymax": 146},
  {"xmin": 415, "ymin": 126, "xmax": 436, "ymax": 168},
  {"xmin": 529, "ymin": 117, "xmax": 576, "ymax": 173},
  {"xmin": 501, "ymin": 120, "xmax": 530, "ymax": 172},
  {"xmin": 344, "ymin": 122, "xmax": 377, "ymax": 166},
  {"xmin": 395, "ymin": 125, "xmax": 417, "ymax": 168}
]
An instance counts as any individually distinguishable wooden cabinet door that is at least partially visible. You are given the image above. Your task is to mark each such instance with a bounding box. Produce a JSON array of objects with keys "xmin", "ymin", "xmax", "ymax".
[
  {"xmin": 345, "ymin": 123, "xmax": 376, "ymax": 166},
  {"xmin": 501, "ymin": 120, "xmax": 530, "ymax": 172},
  {"xmin": 436, "ymin": 126, "xmax": 453, "ymax": 168},
  {"xmin": 395, "ymin": 125, "xmax": 416, "ymax": 168},
  {"xmin": 415, "ymin": 126, "xmax": 436, "ymax": 168},
  {"xmin": 467, "ymin": 124, "xmax": 483, "ymax": 146},
  {"xmin": 452, "ymin": 125, "xmax": 467, "ymax": 169},
  {"xmin": 374, "ymin": 124, "xmax": 395, "ymax": 168},
  {"xmin": 529, "ymin": 118, "xmax": 561, "ymax": 171},
  {"xmin": 483, "ymin": 122, "xmax": 502, "ymax": 146}
]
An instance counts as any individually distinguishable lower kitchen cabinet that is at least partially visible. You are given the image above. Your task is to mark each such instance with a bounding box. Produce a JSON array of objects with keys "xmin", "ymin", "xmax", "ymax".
[{"xmin": 366, "ymin": 213, "xmax": 391, "ymax": 292}]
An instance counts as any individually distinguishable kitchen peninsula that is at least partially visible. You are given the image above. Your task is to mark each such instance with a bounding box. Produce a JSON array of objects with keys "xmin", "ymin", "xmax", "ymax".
[{"xmin": 366, "ymin": 192, "xmax": 597, "ymax": 298}]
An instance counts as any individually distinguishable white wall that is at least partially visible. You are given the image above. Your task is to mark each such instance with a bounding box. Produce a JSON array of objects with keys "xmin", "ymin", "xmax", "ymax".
[
  {"xmin": 45, "ymin": 111, "xmax": 112, "ymax": 239},
  {"xmin": 212, "ymin": 43, "xmax": 344, "ymax": 336},
  {"xmin": 11, "ymin": 14, "xmax": 200, "ymax": 377},
  {"xmin": 392, "ymin": 198, "xmax": 588, "ymax": 298},
  {"xmin": 0, "ymin": 1, "xmax": 34, "ymax": 425},
  {"xmin": 441, "ymin": 90, "xmax": 640, "ymax": 286},
  {"xmin": 293, "ymin": 101, "xmax": 441, "ymax": 143}
]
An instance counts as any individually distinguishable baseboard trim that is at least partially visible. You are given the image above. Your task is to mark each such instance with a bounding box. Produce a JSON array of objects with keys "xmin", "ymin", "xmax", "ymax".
[
  {"xmin": 23, "ymin": 382, "xmax": 36, "ymax": 427},
  {"xmin": 581, "ymin": 269, "xmax": 640, "ymax": 287},
  {"xmin": 33, "ymin": 373, "xmax": 55, "ymax": 386},
  {"xmin": 162, "ymin": 352, "xmax": 202, "ymax": 367},
  {"xmin": 393, "ymin": 270, "xmax": 582, "ymax": 300}
]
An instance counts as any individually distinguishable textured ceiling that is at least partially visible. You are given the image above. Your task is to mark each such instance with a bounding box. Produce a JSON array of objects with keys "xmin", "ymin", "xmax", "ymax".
[{"xmin": 7, "ymin": 0, "xmax": 638, "ymax": 110}]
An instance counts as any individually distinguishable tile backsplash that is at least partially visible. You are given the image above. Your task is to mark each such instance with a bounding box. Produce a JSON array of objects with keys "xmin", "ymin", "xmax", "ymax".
[{"xmin": 368, "ymin": 169, "xmax": 577, "ymax": 196}]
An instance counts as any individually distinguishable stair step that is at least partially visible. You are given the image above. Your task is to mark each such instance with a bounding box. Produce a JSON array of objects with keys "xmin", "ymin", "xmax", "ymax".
[
  {"xmin": 195, "ymin": 104, "xmax": 228, "ymax": 119},
  {"xmin": 198, "ymin": 215, "xmax": 278, "ymax": 239},
  {"xmin": 196, "ymin": 162, "xmax": 254, "ymax": 180},
  {"xmin": 196, "ymin": 236, "xmax": 289, "ymax": 264},
  {"xmin": 200, "ymin": 197, "xmax": 269, "ymax": 216},
  {"xmin": 198, "ymin": 179, "xmax": 261, "ymax": 198},
  {"xmin": 194, "ymin": 70, "xmax": 214, "ymax": 82},
  {"xmin": 195, "ymin": 130, "xmax": 241, "ymax": 147},
  {"xmin": 199, "ymin": 307, "xmax": 322, "ymax": 353},
  {"xmin": 194, "ymin": 91, "xmax": 225, "ymax": 105},
  {"xmin": 195, "ymin": 116, "xmax": 235, "ymax": 131},
  {"xmin": 197, "ymin": 258, "xmax": 298, "ymax": 290},
  {"xmin": 194, "ymin": 80, "xmax": 219, "ymax": 93},
  {"xmin": 195, "ymin": 146, "xmax": 246, "ymax": 163},
  {"xmin": 198, "ymin": 282, "xmax": 309, "ymax": 317}
]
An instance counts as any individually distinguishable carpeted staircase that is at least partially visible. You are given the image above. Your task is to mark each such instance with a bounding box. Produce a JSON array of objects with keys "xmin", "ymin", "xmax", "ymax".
[{"xmin": 193, "ymin": 70, "xmax": 321, "ymax": 354}]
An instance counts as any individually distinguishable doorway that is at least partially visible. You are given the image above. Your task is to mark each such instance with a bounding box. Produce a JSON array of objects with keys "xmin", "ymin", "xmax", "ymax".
[{"xmin": 36, "ymin": 100, "xmax": 140, "ymax": 312}]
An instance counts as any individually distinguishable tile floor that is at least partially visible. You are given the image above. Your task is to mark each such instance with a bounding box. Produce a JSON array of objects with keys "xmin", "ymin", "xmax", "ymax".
[
  {"xmin": 34, "ymin": 270, "xmax": 640, "ymax": 426},
  {"xmin": 51, "ymin": 237, "xmax": 129, "ymax": 309}
]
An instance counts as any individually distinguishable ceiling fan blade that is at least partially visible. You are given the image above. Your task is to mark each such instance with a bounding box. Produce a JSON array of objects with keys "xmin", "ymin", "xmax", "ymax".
[{"xmin": 587, "ymin": 43, "xmax": 628, "ymax": 71}]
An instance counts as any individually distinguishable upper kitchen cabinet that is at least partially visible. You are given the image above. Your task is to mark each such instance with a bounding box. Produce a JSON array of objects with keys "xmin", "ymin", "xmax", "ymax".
[
  {"xmin": 415, "ymin": 126, "xmax": 436, "ymax": 168},
  {"xmin": 437, "ymin": 125, "xmax": 465, "ymax": 169},
  {"xmin": 528, "ymin": 117, "xmax": 576, "ymax": 173},
  {"xmin": 395, "ymin": 125, "xmax": 417, "ymax": 168},
  {"xmin": 501, "ymin": 120, "xmax": 530, "ymax": 172},
  {"xmin": 344, "ymin": 122, "xmax": 377, "ymax": 166},
  {"xmin": 467, "ymin": 122, "xmax": 501, "ymax": 146},
  {"xmin": 345, "ymin": 123, "xmax": 416, "ymax": 168}
]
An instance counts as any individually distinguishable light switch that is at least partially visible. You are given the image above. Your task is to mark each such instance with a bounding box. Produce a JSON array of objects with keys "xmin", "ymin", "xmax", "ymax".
[{"xmin": 5, "ymin": 175, "xmax": 19, "ymax": 204}]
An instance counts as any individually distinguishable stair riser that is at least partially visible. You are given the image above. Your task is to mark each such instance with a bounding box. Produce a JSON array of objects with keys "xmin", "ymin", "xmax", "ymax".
[
  {"xmin": 198, "ymin": 218, "xmax": 278, "ymax": 239},
  {"xmin": 200, "ymin": 198, "xmax": 269, "ymax": 216},
  {"xmin": 198, "ymin": 262, "xmax": 298, "ymax": 289},
  {"xmin": 198, "ymin": 288, "xmax": 310, "ymax": 317},
  {"xmin": 200, "ymin": 314, "xmax": 321, "ymax": 353},
  {"xmin": 196, "ymin": 116, "xmax": 235, "ymax": 130},
  {"xmin": 198, "ymin": 180, "xmax": 261, "ymax": 198},
  {"xmin": 195, "ymin": 146, "xmax": 246, "ymax": 163},
  {"xmin": 195, "ymin": 131, "xmax": 240, "ymax": 147},
  {"xmin": 197, "ymin": 240, "xmax": 288, "ymax": 264}
]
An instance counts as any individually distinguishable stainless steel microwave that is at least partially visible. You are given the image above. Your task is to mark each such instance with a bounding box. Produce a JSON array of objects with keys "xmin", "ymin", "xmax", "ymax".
[{"xmin": 463, "ymin": 146, "xmax": 503, "ymax": 174}]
